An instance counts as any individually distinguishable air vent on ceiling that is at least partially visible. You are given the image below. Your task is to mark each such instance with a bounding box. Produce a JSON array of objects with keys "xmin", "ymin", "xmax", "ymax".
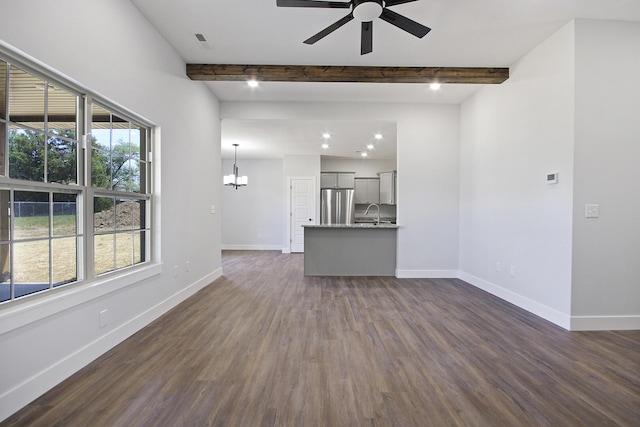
[{"xmin": 194, "ymin": 33, "xmax": 212, "ymax": 49}]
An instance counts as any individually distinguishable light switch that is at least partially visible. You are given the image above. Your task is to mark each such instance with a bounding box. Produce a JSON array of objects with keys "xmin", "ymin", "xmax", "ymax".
[{"xmin": 585, "ymin": 204, "xmax": 599, "ymax": 218}]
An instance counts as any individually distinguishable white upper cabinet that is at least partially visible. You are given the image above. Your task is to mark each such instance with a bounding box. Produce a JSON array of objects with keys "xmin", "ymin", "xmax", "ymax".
[
  {"xmin": 321, "ymin": 172, "xmax": 355, "ymax": 189},
  {"xmin": 337, "ymin": 173, "xmax": 355, "ymax": 189},
  {"xmin": 355, "ymin": 178, "xmax": 380, "ymax": 204},
  {"xmin": 378, "ymin": 171, "xmax": 396, "ymax": 205}
]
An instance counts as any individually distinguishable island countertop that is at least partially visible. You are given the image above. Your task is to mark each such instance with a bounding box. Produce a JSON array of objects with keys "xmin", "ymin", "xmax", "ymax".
[
  {"xmin": 303, "ymin": 223, "xmax": 398, "ymax": 229},
  {"xmin": 303, "ymin": 224, "xmax": 397, "ymax": 276}
]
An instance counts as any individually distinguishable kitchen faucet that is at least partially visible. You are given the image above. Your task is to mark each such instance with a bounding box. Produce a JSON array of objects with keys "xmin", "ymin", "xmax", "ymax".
[{"xmin": 364, "ymin": 203, "xmax": 381, "ymax": 225}]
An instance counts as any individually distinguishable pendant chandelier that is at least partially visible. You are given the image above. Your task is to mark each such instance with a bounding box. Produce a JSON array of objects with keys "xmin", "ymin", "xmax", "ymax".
[{"xmin": 223, "ymin": 143, "xmax": 248, "ymax": 189}]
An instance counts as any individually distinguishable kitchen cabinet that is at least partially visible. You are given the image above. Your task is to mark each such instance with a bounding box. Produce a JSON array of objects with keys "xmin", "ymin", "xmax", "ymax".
[
  {"xmin": 304, "ymin": 224, "xmax": 397, "ymax": 276},
  {"xmin": 378, "ymin": 171, "xmax": 396, "ymax": 205},
  {"xmin": 321, "ymin": 172, "xmax": 355, "ymax": 189},
  {"xmin": 355, "ymin": 178, "xmax": 380, "ymax": 204}
]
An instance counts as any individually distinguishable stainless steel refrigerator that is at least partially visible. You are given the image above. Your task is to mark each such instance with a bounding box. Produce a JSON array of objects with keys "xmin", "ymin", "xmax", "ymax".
[{"xmin": 321, "ymin": 188, "xmax": 355, "ymax": 225}]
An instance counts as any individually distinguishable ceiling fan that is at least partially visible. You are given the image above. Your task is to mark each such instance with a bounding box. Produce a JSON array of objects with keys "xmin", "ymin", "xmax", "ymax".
[{"xmin": 276, "ymin": 0, "xmax": 431, "ymax": 55}]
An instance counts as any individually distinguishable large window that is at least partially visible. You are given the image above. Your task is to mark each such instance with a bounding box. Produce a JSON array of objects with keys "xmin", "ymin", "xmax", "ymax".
[
  {"xmin": 91, "ymin": 104, "xmax": 150, "ymax": 276},
  {"xmin": 0, "ymin": 54, "xmax": 153, "ymax": 304}
]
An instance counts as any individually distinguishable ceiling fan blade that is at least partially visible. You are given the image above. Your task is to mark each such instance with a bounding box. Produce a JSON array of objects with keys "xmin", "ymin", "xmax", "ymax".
[
  {"xmin": 277, "ymin": 0, "xmax": 351, "ymax": 8},
  {"xmin": 379, "ymin": 8, "xmax": 430, "ymax": 38},
  {"xmin": 384, "ymin": 0, "xmax": 419, "ymax": 6},
  {"xmin": 361, "ymin": 21, "xmax": 373, "ymax": 55},
  {"xmin": 304, "ymin": 13, "xmax": 354, "ymax": 44}
]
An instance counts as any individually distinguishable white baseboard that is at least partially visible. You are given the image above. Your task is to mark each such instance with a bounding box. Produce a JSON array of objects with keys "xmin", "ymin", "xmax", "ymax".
[
  {"xmin": 569, "ymin": 315, "xmax": 640, "ymax": 331},
  {"xmin": 222, "ymin": 244, "xmax": 284, "ymax": 251},
  {"xmin": 0, "ymin": 268, "xmax": 223, "ymax": 423},
  {"xmin": 395, "ymin": 269, "xmax": 458, "ymax": 278},
  {"xmin": 457, "ymin": 271, "xmax": 572, "ymax": 330}
]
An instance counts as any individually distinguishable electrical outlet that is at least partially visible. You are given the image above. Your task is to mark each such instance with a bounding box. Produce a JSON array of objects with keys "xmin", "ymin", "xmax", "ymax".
[
  {"xmin": 173, "ymin": 265, "xmax": 178, "ymax": 278},
  {"xmin": 210, "ymin": 205, "xmax": 216, "ymax": 214},
  {"xmin": 585, "ymin": 204, "xmax": 599, "ymax": 218},
  {"xmin": 99, "ymin": 309, "xmax": 108, "ymax": 328},
  {"xmin": 495, "ymin": 262, "xmax": 501, "ymax": 272},
  {"xmin": 510, "ymin": 266, "xmax": 516, "ymax": 277},
  {"xmin": 185, "ymin": 261, "xmax": 190, "ymax": 272}
]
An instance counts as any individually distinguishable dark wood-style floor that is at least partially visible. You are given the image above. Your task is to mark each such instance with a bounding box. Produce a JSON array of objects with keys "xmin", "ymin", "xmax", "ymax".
[{"xmin": 3, "ymin": 250, "xmax": 639, "ymax": 426}]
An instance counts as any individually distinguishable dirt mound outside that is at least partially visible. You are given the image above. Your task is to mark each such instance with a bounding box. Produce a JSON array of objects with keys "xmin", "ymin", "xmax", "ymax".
[{"xmin": 94, "ymin": 201, "xmax": 142, "ymax": 230}]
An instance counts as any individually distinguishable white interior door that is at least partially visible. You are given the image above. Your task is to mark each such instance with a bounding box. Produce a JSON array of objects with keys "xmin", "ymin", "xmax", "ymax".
[{"xmin": 290, "ymin": 177, "xmax": 316, "ymax": 253}]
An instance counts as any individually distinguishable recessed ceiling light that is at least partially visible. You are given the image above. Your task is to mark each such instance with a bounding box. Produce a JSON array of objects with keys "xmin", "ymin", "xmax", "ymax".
[
  {"xmin": 367, "ymin": 144, "xmax": 374, "ymax": 150},
  {"xmin": 322, "ymin": 133, "xmax": 331, "ymax": 139},
  {"xmin": 247, "ymin": 80, "xmax": 259, "ymax": 88},
  {"xmin": 361, "ymin": 152, "xmax": 368, "ymax": 157},
  {"xmin": 374, "ymin": 133, "xmax": 383, "ymax": 140},
  {"xmin": 321, "ymin": 143, "xmax": 329, "ymax": 149},
  {"xmin": 430, "ymin": 83, "xmax": 441, "ymax": 91}
]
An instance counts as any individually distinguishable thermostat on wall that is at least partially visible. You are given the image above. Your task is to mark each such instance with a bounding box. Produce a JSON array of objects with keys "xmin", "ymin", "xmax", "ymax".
[{"xmin": 546, "ymin": 172, "xmax": 558, "ymax": 184}]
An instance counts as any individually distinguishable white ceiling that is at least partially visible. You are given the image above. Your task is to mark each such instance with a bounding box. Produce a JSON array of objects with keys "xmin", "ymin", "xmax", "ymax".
[{"xmin": 131, "ymin": 0, "xmax": 640, "ymax": 159}]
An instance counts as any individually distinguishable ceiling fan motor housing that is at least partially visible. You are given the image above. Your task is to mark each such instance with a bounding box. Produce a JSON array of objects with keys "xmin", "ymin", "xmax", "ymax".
[{"xmin": 353, "ymin": 0, "xmax": 383, "ymax": 22}]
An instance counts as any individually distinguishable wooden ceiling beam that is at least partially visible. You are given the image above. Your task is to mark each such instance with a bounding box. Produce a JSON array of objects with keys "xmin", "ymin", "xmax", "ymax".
[{"xmin": 186, "ymin": 64, "xmax": 509, "ymax": 84}]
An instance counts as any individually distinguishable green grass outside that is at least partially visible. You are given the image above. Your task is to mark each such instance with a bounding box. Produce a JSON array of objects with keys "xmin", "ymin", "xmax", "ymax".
[
  {"xmin": 13, "ymin": 215, "xmax": 77, "ymax": 238},
  {"xmin": 6, "ymin": 215, "xmax": 142, "ymax": 284}
]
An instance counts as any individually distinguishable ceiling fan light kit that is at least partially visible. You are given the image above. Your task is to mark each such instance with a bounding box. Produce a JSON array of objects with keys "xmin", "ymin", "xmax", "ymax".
[
  {"xmin": 277, "ymin": 0, "xmax": 431, "ymax": 55},
  {"xmin": 352, "ymin": 0, "xmax": 383, "ymax": 22}
]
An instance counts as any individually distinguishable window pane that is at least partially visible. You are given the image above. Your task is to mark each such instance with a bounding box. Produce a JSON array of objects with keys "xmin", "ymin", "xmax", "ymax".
[
  {"xmin": 128, "ymin": 159, "xmax": 141, "ymax": 193},
  {"xmin": 0, "ymin": 59, "xmax": 6, "ymax": 119},
  {"xmin": 91, "ymin": 104, "xmax": 111, "ymax": 134},
  {"xmin": 52, "ymin": 237, "xmax": 76, "ymax": 286},
  {"xmin": 47, "ymin": 85, "xmax": 77, "ymax": 134},
  {"xmin": 0, "ymin": 190, "xmax": 10, "ymax": 243},
  {"xmin": 91, "ymin": 148, "xmax": 111, "ymax": 189},
  {"xmin": 137, "ymin": 200, "xmax": 146, "ymax": 230},
  {"xmin": 14, "ymin": 191, "xmax": 49, "ymax": 239},
  {"xmin": 91, "ymin": 128, "xmax": 111, "ymax": 151},
  {"xmin": 47, "ymin": 135, "xmax": 77, "ymax": 184},
  {"xmin": 112, "ymin": 151, "xmax": 130, "ymax": 192},
  {"xmin": 131, "ymin": 126, "xmax": 141, "ymax": 160},
  {"xmin": 112, "ymin": 115, "xmax": 128, "ymax": 132},
  {"xmin": 94, "ymin": 197, "xmax": 114, "ymax": 232},
  {"xmin": 0, "ymin": 243, "xmax": 10, "ymax": 302},
  {"xmin": 112, "ymin": 123, "xmax": 129, "ymax": 156},
  {"xmin": 9, "ymin": 127, "xmax": 45, "ymax": 182},
  {"xmin": 9, "ymin": 66, "xmax": 45, "ymax": 131},
  {"xmin": 133, "ymin": 231, "xmax": 145, "ymax": 264},
  {"xmin": 116, "ymin": 232, "xmax": 133, "ymax": 269},
  {"xmin": 0, "ymin": 121, "xmax": 6, "ymax": 176},
  {"xmin": 115, "ymin": 199, "xmax": 135, "ymax": 231},
  {"xmin": 14, "ymin": 240, "xmax": 50, "ymax": 297},
  {"xmin": 94, "ymin": 233, "xmax": 114, "ymax": 275},
  {"xmin": 53, "ymin": 193, "xmax": 77, "ymax": 236}
]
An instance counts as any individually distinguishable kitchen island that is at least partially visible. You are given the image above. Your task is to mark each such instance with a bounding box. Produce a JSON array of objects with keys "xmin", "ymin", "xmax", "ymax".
[{"xmin": 303, "ymin": 224, "xmax": 398, "ymax": 276}]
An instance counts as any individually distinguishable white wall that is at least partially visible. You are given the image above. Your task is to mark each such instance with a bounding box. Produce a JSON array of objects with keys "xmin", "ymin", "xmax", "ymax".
[
  {"xmin": 221, "ymin": 159, "xmax": 284, "ymax": 250},
  {"xmin": 321, "ymin": 158, "xmax": 397, "ymax": 177},
  {"xmin": 221, "ymin": 102, "xmax": 460, "ymax": 274},
  {"xmin": 570, "ymin": 20, "xmax": 640, "ymax": 329},
  {"xmin": 459, "ymin": 22, "xmax": 576, "ymax": 327},
  {"xmin": 0, "ymin": 0, "xmax": 222, "ymax": 420}
]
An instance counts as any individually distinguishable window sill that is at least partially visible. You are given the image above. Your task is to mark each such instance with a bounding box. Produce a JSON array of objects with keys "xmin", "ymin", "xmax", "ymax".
[{"xmin": 0, "ymin": 263, "xmax": 162, "ymax": 335}]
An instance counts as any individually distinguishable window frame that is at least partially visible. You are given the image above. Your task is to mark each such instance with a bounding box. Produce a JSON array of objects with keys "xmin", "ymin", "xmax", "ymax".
[{"xmin": 0, "ymin": 45, "xmax": 157, "ymax": 308}]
